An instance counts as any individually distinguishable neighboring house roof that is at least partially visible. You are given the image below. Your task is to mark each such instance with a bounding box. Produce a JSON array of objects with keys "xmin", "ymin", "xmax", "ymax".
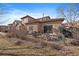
[
  {"xmin": 64, "ymin": 22, "xmax": 79, "ymax": 29},
  {"xmin": 0, "ymin": 25, "xmax": 8, "ymax": 28},
  {"xmin": 0, "ymin": 25, "xmax": 8, "ymax": 30}
]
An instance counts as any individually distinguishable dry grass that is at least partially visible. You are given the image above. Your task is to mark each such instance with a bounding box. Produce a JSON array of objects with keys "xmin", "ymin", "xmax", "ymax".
[
  {"xmin": 0, "ymin": 35, "xmax": 64, "ymax": 55},
  {"xmin": 1, "ymin": 34, "xmax": 79, "ymax": 56},
  {"xmin": 0, "ymin": 35, "xmax": 12, "ymax": 48},
  {"xmin": 0, "ymin": 48, "xmax": 57, "ymax": 56},
  {"xmin": 0, "ymin": 46, "xmax": 79, "ymax": 56}
]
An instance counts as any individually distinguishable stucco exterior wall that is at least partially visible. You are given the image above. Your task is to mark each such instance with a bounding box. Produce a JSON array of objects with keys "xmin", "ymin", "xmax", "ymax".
[
  {"xmin": 26, "ymin": 24, "xmax": 38, "ymax": 33},
  {"xmin": 26, "ymin": 21, "xmax": 62, "ymax": 33},
  {"xmin": 22, "ymin": 18, "xmax": 29, "ymax": 24},
  {"xmin": 22, "ymin": 17, "xmax": 35, "ymax": 24},
  {"xmin": 38, "ymin": 21, "xmax": 62, "ymax": 33}
]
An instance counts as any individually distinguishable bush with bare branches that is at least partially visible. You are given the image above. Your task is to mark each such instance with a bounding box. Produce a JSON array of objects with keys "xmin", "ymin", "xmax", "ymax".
[{"xmin": 70, "ymin": 40, "xmax": 79, "ymax": 46}]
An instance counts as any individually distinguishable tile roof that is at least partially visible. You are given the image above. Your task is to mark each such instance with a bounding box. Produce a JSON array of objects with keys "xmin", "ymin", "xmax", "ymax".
[{"xmin": 21, "ymin": 15, "xmax": 35, "ymax": 19}]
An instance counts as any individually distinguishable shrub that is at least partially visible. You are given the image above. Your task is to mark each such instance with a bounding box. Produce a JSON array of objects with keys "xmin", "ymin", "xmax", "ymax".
[
  {"xmin": 58, "ymin": 33, "xmax": 65, "ymax": 41},
  {"xmin": 41, "ymin": 42, "xmax": 47, "ymax": 48},
  {"xmin": 6, "ymin": 32, "xmax": 16, "ymax": 38},
  {"xmin": 31, "ymin": 31, "xmax": 39, "ymax": 38},
  {"xmin": 58, "ymin": 26, "xmax": 72, "ymax": 38},
  {"xmin": 49, "ymin": 42, "xmax": 64, "ymax": 50},
  {"xmin": 70, "ymin": 40, "xmax": 79, "ymax": 46},
  {"xmin": 63, "ymin": 30, "xmax": 72, "ymax": 38},
  {"xmin": 40, "ymin": 41, "xmax": 64, "ymax": 50},
  {"xmin": 17, "ymin": 35, "xmax": 26, "ymax": 40},
  {"xmin": 15, "ymin": 41, "xmax": 22, "ymax": 45},
  {"xmin": 58, "ymin": 26, "xmax": 65, "ymax": 33},
  {"xmin": 7, "ymin": 30, "xmax": 28, "ymax": 38}
]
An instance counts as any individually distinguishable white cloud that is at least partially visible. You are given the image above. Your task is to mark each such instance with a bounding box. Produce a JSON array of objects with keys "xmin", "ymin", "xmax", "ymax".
[
  {"xmin": 0, "ymin": 8, "xmax": 51, "ymax": 25},
  {"xmin": 0, "ymin": 8, "xmax": 27, "ymax": 25},
  {"xmin": 0, "ymin": 6, "xmax": 58, "ymax": 25}
]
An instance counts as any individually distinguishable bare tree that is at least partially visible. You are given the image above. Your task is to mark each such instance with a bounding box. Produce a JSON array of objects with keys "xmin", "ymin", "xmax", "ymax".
[
  {"xmin": 57, "ymin": 4, "xmax": 79, "ymax": 23},
  {"xmin": 57, "ymin": 4, "xmax": 79, "ymax": 40}
]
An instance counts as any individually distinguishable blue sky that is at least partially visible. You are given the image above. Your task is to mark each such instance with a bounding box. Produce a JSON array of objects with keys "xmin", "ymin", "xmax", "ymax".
[{"xmin": 0, "ymin": 3, "xmax": 79, "ymax": 25}]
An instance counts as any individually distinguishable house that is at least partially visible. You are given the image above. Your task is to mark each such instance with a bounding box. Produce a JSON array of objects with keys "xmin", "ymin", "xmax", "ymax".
[
  {"xmin": 8, "ymin": 24, "xmax": 13, "ymax": 31},
  {"xmin": 63, "ymin": 21, "xmax": 79, "ymax": 29},
  {"xmin": 8, "ymin": 20, "xmax": 20, "ymax": 31},
  {"xmin": 0, "ymin": 25, "xmax": 8, "ymax": 32},
  {"xmin": 8, "ymin": 20, "xmax": 27, "ymax": 32},
  {"xmin": 8, "ymin": 15, "xmax": 64, "ymax": 34},
  {"xmin": 21, "ymin": 15, "xmax": 64, "ymax": 33}
]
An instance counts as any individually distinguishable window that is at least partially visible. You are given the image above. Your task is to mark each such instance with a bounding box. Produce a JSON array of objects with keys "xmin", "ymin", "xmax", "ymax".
[{"xmin": 43, "ymin": 25, "xmax": 52, "ymax": 33}]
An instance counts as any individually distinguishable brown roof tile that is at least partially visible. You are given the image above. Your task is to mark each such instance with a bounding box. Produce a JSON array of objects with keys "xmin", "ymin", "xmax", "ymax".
[
  {"xmin": 26, "ymin": 18, "xmax": 64, "ymax": 24},
  {"xmin": 21, "ymin": 15, "xmax": 35, "ymax": 19}
]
